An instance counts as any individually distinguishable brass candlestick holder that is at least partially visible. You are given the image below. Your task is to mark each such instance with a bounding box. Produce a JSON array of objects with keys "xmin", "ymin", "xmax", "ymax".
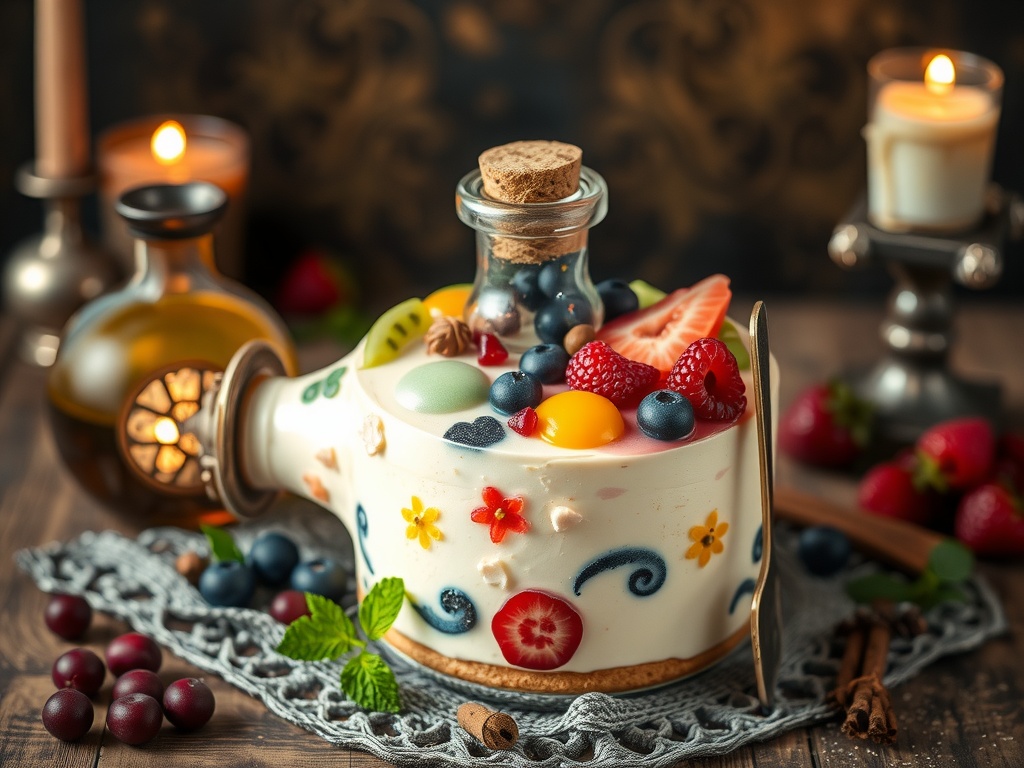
[{"xmin": 828, "ymin": 186, "xmax": 1023, "ymax": 442}]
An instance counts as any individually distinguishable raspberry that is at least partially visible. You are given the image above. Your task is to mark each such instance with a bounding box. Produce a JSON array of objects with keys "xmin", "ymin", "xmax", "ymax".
[
  {"xmin": 477, "ymin": 333, "xmax": 509, "ymax": 366},
  {"xmin": 666, "ymin": 338, "xmax": 746, "ymax": 421},
  {"xmin": 564, "ymin": 341, "xmax": 659, "ymax": 407}
]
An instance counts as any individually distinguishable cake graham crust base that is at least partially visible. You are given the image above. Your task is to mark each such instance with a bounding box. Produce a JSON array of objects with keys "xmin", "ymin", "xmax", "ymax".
[{"xmin": 383, "ymin": 624, "xmax": 750, "ymax": 695}]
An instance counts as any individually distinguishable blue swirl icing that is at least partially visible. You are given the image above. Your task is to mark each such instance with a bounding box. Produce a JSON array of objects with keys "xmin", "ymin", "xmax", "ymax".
[
  {"xmin": 356, "ymin": 504, "xmax": 374, "ymax": 575},
  {"xmin": 412, "ymin": 588, "xmax": 478, "ymax": 634},
  {"xmin": 729, "ymin": 578, "xmax": 757, "ymax": 614},
  {"xmin": 573, "ymin": 547, "xmax": 667, "ymax": 598}
]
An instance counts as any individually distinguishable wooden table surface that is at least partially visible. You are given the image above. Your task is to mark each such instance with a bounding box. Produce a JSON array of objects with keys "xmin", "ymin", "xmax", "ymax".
[{"xmin": 1, "ymin": 300, "xmax": 1022, "ymax": 767}]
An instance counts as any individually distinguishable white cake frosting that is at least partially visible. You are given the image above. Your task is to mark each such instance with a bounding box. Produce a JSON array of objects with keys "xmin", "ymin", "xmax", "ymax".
[{"xmin": 239, "ymin": 318, "xmax": 778, "ymax": 693}]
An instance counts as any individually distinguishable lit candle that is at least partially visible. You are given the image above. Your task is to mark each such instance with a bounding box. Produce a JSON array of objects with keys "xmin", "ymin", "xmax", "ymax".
[
  {"xmin": 97, "ymin": 115, "xmax": 250, "ymax": 276},
  {"xmin": 865, "ymin": 48, "xmax": 1003, "ymax": 233}
]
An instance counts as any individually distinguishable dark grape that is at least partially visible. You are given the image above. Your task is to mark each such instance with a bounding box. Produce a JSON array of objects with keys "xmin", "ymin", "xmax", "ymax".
[
  {"xmin": 51, "ymin": 648, "xmax": 105, "ymax": 696},
  {"xmin": 44, "ymin": 594, "xmax": 92, "ymax": 640},
  {"xmin": 163, "ymin": 678, "xmax": 215, "ymax": 731},
  {"xmin": 105, "ymin": 633, "xmax": 162, "ymax": 676},
  {"xmin": 41, "ymin": 688, "xmax": 94, "ymax": 741},
  {"xmin": 106, "ymin": 693, "xmax": 163, "ymax": 745},
  {"xmin": 269, "ymin": 590, "xmax": 312, "ymax": 624},
  {"xmin": 112, "ymin": 669, "xmax": 164, "ymax": 701}
]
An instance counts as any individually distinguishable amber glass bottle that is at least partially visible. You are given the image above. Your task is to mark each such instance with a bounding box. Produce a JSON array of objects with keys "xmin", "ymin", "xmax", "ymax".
[{"xmin": 47, "ymin": 182, "xmax": 297, "ymax": 528}]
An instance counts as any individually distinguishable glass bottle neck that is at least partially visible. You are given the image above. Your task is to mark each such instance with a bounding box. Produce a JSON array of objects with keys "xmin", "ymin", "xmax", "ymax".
[{"xmin": 133, "ymin": 233, "xmax": 220, "ymax": 294}]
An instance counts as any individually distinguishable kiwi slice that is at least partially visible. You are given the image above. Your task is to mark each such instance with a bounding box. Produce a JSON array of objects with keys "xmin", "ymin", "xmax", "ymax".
[
  {"xmin": 628, "ymin": 279, "xmax": 666, "ymax": 309},
  {"xmin": 362, "ymin": 298, "xmax": 430, "ymax": 368}
]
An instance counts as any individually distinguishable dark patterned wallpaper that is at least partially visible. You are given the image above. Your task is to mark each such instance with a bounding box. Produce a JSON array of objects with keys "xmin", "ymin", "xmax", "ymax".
[{"xmin": 1, "ymin": 0, "xmax": 1021, "ymax": 308}]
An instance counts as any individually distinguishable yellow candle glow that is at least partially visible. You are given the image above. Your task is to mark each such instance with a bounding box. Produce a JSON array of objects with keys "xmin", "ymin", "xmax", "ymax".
[{"xmin": 97, "ymin": 115, "xmax": 250, "ymax": 276}]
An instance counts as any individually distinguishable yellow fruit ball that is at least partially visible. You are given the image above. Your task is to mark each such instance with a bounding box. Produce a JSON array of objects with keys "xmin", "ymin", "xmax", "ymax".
[
  {"xmin": 536, "ymin": 391, "xmax": 625, "ymax": 449},
  {"xmin": 423, "ymin": 284, "xmax": 473, "ymax": 319}
]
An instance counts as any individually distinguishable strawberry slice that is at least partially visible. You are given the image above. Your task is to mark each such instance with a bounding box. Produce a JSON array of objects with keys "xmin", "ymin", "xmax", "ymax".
[
  {"xmin": 491, "ymin": 590, "xmax": 583, "ymax": 671},
  {"xmin": 596, "ymin": 274, "xmax": 732, "ymax": 371}
]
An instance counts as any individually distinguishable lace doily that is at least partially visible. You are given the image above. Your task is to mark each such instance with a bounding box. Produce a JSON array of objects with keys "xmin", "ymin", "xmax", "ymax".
[{"xmin": 16, "ymin": 509, "xmax": 1006, "ymax": 768}]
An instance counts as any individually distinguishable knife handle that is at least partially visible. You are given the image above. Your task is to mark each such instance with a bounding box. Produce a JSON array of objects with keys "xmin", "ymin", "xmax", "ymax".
[{"xmin": 774, "ymin": 485, "xmax": 944, "ymax": 574}]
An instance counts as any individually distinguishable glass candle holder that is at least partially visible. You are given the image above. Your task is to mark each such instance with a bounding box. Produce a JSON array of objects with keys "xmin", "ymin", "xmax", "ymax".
[
  {"xmin": 865, "ymin": 48, "xmax": 1003, "ymax": 234},
  {"xmin": 456, "ymin": 166, "xmax": 608, "ymax": 352},
  {"xmin": 97, "ymin": 115, "xmax": 249, "ymax": 278}
]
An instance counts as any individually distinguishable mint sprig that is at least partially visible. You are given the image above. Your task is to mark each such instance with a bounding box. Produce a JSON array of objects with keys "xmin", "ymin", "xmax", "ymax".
[
  {"xmin": 200, "ymin": 524, "xmax": 244, "ymax": 563},
  {"xmin": 846, "ymin": 539, "xmax": 974, "ymax": 610},
  {"xmin": 276, "ymin": 577, "xmax": 404, "ymax": 712}
]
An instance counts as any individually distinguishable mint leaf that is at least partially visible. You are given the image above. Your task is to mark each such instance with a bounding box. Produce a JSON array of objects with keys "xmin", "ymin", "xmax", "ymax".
[
  {"xmin": 200, "ymin": 524, "xmax": 244, "ymax": 563},
  {"xmin": 359, "ymin": 577, "xmax": 405, "ymax": 642},
  {"xmin": 846, "ymin": 572, "xmax": 917, "ymax": 604},
  {"xmin": 341, "ymin": 651, "xmax": 401, "ymax": 713},
  {"xmin": 276, "ymin": 593, "xmax": 359, "ymax": 661},
  {"xmin": 928, "ymin": 540, "xmax": 974, "ymax": 584},
  {"xmin": 717, "ymin": 320, "xmax": 751, "ymax": 371}
]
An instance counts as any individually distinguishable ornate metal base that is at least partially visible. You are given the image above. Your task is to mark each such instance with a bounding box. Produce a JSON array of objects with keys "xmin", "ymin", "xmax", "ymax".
[{"xmin": 829, "ymin": 187, "xmax": 1021, "ymax": 441}]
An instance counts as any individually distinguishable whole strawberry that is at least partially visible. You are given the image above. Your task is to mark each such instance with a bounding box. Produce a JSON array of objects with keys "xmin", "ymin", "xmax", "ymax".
[
  {"xmin": 276, "ymin": 249, "xmax": 352, "ymax": 316},
  {"xmin": 666, "ymin": 337, "xmax": 746, "ymax": 421},
  {"xmin": 779, "ymin": 380, "xmax": 872, "ymax": 468},
  {"xmin": 954, "ymin": 483, "xmax": 1024, "ymax": 556},
  {"xmin": 858, "ymin": 461, "xmax": 935, "ymax": 526},
  {"xmin": 914, "ymin": 417, "xmax": 995, "ymax": 492},
  {"xmin": 565, "ymin": 341, "xmax": 659, "ymax": 407}
]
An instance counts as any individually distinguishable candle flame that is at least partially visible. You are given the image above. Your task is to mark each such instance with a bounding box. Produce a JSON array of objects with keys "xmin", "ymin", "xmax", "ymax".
[
  {"xmin": 925, "ymin": 54, "xmax": 955, "ymax": 95},
  {"xmin": 151, "ymin": 120, "xmax": 186, "ymax": 165}
]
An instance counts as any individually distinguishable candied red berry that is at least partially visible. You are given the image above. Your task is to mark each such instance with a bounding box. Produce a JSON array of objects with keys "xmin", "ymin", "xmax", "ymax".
[
  {"xmin": 163, "ymin": 678, "xmax": 215, "ymax": 731},
  {"xmin": 666, "ymin": 337, "xmax": 746, "ymax": 421},
  {"xmin": 41, "ymin": 688, "xmax": 94, "ymax": 741},
  {"xmin": 269, "ymin": 590, "xmax": 312, "ymax": 624},
  {"xmin": 106, "ymin": 693, "xmax": 163, "ymax": 745},
  {"xmin": 52, "ymin": 648, "xmax": 105, "ymax": 696},
  {"xmin": 507, "ymin": 407, "xmax": 539, "ymax": 437},
  {"xmin": 477, "ymin": 333, "xmax": 509, "ymax": 366},
  {"xmin": 44, "ymin": 594, "xmax": 92, "ymax": 640},
  {"xmin": 105, "ymin": 633, "xmax": 162, "ymax": 676},
  {"xmin": 565, "ymin": 340, "xmax": 659, "ymax": 407}
]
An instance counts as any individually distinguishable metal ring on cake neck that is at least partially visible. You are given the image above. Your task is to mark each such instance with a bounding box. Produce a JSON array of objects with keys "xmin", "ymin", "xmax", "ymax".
[
  {"xmin": 455, "ymin": 166, "xmax": 608, "ymax": 238},
  {"xmin": 194, "ymin": 340, "xmax": 286, "ymax": 519}
]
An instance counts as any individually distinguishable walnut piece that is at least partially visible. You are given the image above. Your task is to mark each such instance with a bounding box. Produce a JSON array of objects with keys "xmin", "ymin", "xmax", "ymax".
[{"xmin": 426, "ymin": 316, "xmax": 473, "ymax": 356}]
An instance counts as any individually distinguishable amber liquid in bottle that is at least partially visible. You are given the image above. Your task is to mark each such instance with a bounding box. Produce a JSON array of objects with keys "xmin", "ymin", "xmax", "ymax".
[{"xmin": 47, "ymin": 292, "xmax": 296, "ymax": 528}]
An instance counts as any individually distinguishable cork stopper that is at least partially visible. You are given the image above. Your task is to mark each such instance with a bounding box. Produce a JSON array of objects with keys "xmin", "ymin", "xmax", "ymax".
[
  {"xmin": 477, "ymin": 140, "xmax": 585, "ymax": 263},
  {"xmin": 479, "ymin": 141, "xmax": 582, "ymax": 203}
]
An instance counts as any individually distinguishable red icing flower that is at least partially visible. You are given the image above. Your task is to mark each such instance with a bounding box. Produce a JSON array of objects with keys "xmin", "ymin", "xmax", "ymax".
[{"xmin": 471, "ymin": 486, "xmax": 529, "ymax": 544}]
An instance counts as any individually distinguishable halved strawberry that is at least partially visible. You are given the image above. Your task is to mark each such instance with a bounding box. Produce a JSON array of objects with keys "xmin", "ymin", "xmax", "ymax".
[
  {"xmin": 491, "ymin": 590, "xmax": 583, "ymax": 671},
  {"xmin": 595, "ymin": 274, "xmax": 731, "ymax": 371}
]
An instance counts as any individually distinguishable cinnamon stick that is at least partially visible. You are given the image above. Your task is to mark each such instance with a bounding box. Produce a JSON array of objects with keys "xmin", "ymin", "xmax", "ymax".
[{"xmin": 837, "ymin": 615, "xmax": 898, "ymax": 744}]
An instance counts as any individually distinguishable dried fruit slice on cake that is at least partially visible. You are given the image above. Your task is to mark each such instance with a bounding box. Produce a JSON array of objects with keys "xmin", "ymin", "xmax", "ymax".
[
  {"xmin": 491, "ymin": 590, "xmax": 583, "ymax": 670},
  {"xmin": 596, "ymin": 274, "xmax": 731, "ymax": 371}
]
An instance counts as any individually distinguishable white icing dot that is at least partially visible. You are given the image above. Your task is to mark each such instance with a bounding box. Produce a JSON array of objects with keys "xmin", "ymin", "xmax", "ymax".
[
  {"xmin": 549, "ymin": 505, "xmax": 582, "ymax": 532},
  {"xmin": 477, "ymin": 556, "xmax": 510, "ymax": 589},
  {"xmin": 360, "ymin": 415, "xmax": 386, "ymax": 456}
]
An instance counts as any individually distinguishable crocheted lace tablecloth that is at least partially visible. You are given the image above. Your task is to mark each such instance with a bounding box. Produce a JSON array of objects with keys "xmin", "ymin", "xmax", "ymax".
[{"xmin": 16, "ymin": 509, "xmax": 1006, "ymax": 768}]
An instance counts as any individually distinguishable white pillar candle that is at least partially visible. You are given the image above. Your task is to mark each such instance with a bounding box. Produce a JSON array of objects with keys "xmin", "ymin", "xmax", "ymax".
[{"xmin": 865, "ymin": 49, "xmax": 1002, "ymax": 234}]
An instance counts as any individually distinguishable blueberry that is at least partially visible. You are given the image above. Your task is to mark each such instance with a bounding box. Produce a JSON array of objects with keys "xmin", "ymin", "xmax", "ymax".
[
  {"xmin": 538, "ymin": 258, "xmax": 574, "ymax": 297},
  {"xmin": 596, "ymin": 279, "xmax": 639, "ymax": 322},
  {"xmin": 290, "ymin": 558, "xmax": 348, "ymax": 602},
  {"xmin": 534, "ymin": 294, "xmax": 594, "ymax": 344},
  {"xmin": 248, "ymin": 532, "xmax": 300, "ymax": 587},
  {"xmin": 511, "ymin": 268, "xmax": 545, "ymax": 311},
  {"xmin": 489, "ymin": 371, "xmax": 543, "ymax": 416},
  {"xmin": 636, "ymin": 390, "xmax": 696, "ymax": 441},
  {"xmin": 198, "ymin": 561, "xmax": 256, "ymax": 607},
  {"xmin": 797, "ymin": 526, "xmax": 852, "ymax": 577},
  {"xmin": 520, "ymin": 344, "xmax": 570, "ymax": 384}
]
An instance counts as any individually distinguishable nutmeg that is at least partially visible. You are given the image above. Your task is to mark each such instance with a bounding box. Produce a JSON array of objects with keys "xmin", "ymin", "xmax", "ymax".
[{"xmin": 563, "ymin": 324, "xmax": 596, "ymax": 356}]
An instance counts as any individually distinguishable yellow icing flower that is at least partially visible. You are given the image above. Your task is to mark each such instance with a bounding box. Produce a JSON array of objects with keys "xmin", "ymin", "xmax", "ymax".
[
  {"xmin": 402, "ymin": 496, "xmax": 443, "ymax": 550},
  {"xmin": 686, "ymin": 509, "xmax": 729, "ymax": 567}
]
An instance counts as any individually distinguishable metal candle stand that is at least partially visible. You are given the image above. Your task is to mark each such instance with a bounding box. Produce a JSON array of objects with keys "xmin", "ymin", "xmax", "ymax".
[
  {"xmin": 828, "ymin": 186, "xmax": 1023, "ymax": 442},
  {"xmin": 1, "ymin": 164, "xmax": 120, "ymax": 366}
]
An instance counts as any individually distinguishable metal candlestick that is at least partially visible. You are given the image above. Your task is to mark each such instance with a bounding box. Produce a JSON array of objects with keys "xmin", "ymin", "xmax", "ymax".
[
  {"xmin": 828, "ymin": 186, "xmax": 1023, "ymax": 442},
  {"xmin": 2, "ymin": 164, "xmax": 121, "ymax": 366}
]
